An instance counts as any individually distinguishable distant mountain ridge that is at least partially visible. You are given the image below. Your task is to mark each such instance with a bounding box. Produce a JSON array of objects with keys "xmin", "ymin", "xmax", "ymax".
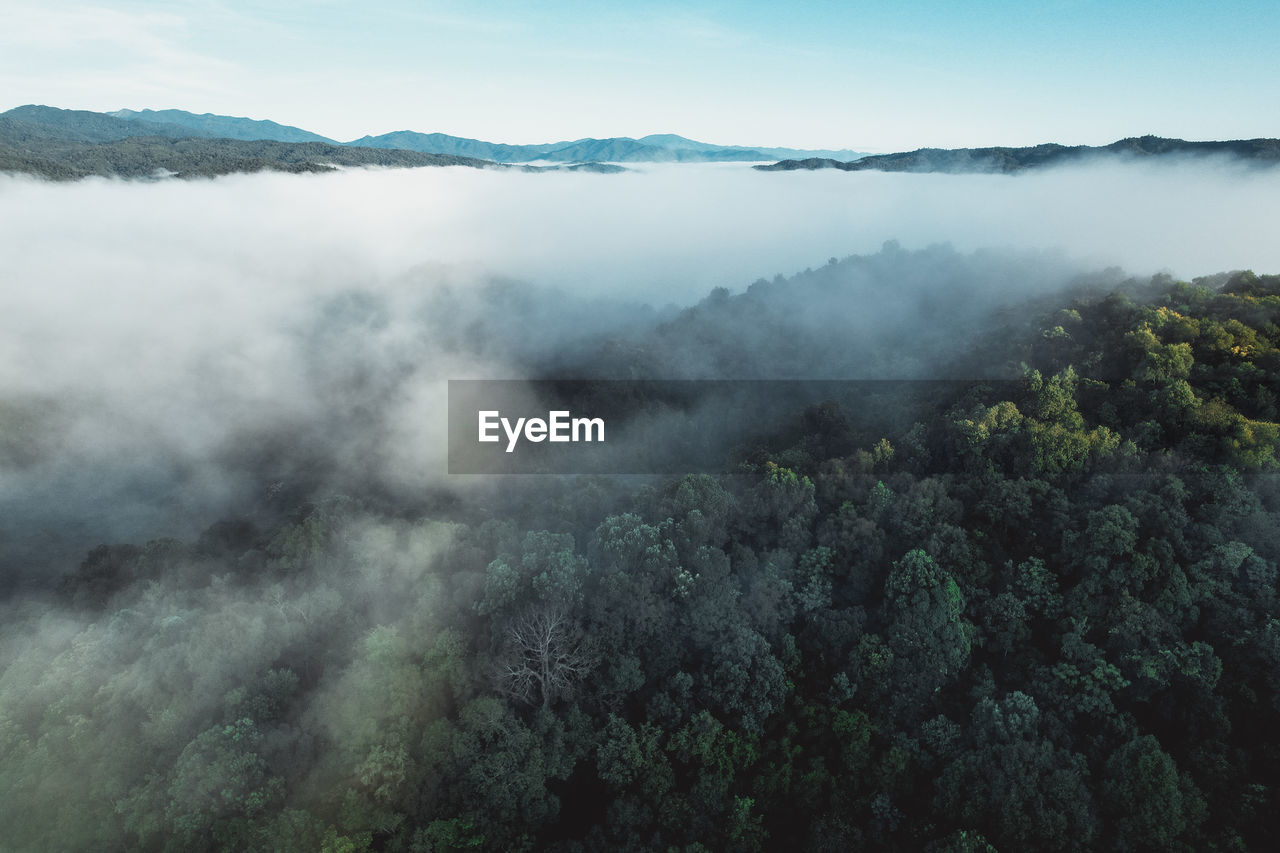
[
  {"xmin": 0, "ymin": 105, "xmax": 215, "ymax": 144},
  {"xmin": 5, "ymin": 105, "xmax": 867, "ymax": 163},
  {"xmin": 15, "ymin": 105, "xmax": 1277, "ymax": 180},
  {"xmin": 0, "ymin": 106, "xmax": 616, "ymax": 180},
  {"xmin": 755, "ymin": 135, "xmax": 1280, "ymax": 174},
  {"xmin": 343, "ymin": 129, "xmax": 865, "ymax": 163},
  {"xmin": 341, "ymin": 131, "xmax": 568, "ymax": 162},
  {"xmin": 109, "ymin": 108, "xmax": 335, "ymax": 144}
]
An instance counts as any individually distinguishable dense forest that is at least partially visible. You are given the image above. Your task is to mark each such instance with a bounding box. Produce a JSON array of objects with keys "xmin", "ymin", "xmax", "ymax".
[{"xmin": 3, "ymin": 252, "xmax": 1280, "ymax": 851}]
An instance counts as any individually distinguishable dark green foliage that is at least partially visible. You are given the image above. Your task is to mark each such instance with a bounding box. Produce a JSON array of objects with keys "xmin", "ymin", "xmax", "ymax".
[{"xmin": 6, "ymin": 268, "xmax": 1280, "ymax": 851}]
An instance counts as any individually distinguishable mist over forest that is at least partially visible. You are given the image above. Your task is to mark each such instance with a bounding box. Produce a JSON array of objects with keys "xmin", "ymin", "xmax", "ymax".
[{"xmin": 3, "ymin": 161, "xmax": 1280, "ymax": 851}]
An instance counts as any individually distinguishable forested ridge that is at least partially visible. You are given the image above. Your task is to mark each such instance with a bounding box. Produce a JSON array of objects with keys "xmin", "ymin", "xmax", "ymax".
[
  {"xmin": 4, "ymin": 267, "xmax": 1280, "ymax": 851},
  {"xmin": 0, "ymin": 116, "xmax": 493, "ymax": 179},
  {"xmin": 755, "ymin": 136, "xmax": 1280, "ymax": 174},
  {"xmin": 0, "ymin": 105, "xmax": 833, "ymax": 178}
]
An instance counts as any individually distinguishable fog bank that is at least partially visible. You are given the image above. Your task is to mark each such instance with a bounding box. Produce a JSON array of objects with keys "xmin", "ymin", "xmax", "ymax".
[
  {"xmin": 0, "ymin": 158, "xmax": 1275, "ymax": 579},
  {"xmin": 3, "ymin": 157, "xmax": 1276, "ymax": 304}
]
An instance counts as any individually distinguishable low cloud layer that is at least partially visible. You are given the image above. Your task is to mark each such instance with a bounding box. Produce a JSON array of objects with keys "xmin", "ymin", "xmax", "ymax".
[
  {"xmin": 0, "ymin": 158, "xmax": 1276, "ymax": 579},
  {"xmin": 5, "ymin": 156, "xmax": 1275, "ymax": 302}
]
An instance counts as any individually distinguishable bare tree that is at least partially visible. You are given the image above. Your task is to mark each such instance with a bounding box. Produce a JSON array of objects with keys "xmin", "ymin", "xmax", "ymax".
[{"xmin": 497, "ymin": 605, "xmax": 595, "ymax": 708}]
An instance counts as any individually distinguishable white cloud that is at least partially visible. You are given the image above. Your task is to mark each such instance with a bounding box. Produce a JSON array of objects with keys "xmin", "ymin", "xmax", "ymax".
[{"xmin": 1, "ymin": 158, "xmax": 1277, "ymax": 559}]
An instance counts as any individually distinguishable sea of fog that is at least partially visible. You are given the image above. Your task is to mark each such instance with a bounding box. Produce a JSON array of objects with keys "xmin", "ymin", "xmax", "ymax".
[
  {"xmin": 1, "ymin": 158, "xmax": 1278, "ymax": 580},
  {"xmin": 2, "ymin": 159, "xmax": 1277, "ymax": 308}
]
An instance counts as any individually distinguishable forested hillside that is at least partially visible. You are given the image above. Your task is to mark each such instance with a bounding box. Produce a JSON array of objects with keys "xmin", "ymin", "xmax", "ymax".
[
  {"xmin": 0, "ymin": 135, "xmax": 492, "ymax": 180},
  {"xmin": 3, "ymin": 264, "xmax": 1280, "ymax": 851}
]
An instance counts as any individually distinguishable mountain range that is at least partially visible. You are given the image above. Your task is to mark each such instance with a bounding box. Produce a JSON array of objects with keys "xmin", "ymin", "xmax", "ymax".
[
  {"xmin": 755, "ymin": 135, "xmax": 1280, "ymax": 174},
  {"xmin": 0, "ymin": 104, "xmax": 870, "ymax": 179},
  {"xmin": 341, "ymin": 130, "xmax": 865, "ymax": 163},
  {"xmin": 0, "ymin": 106, "xmax": 628, "ymax": 179},
  {"xmin": 5, "ymin": 104, "xmax": 1278, "ymax": 181},
  {"xmin": 108, "ymin": 108, "xmax": 334, "ymax": 144},
  {"xmin": 0, "ymin": 106, "xmax": 491, "ymax": 179},
  {"xmin": 102, "ymin": 106, "xmax": 866, "ymax": 162}
]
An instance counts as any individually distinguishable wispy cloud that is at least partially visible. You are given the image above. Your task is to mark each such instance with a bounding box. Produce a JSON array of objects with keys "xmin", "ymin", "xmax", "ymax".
[
  {"xmin": 655, "ymin": 13, "xmax": 754, "ymax": 47},
  {"xmin": 1, "ymin": 2, "xmax": 190, "ymax": 52},
  {"xmin": 643, "ymin": 10, "xmax": 824, "ymax": 59},
  {"xmin": 0, "ymin": 1, "xmax": 240, "ymax": 107}
]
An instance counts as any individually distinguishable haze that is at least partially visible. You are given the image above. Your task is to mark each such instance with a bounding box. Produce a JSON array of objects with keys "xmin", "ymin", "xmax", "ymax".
[
  {"xmin": 3, "ymin": 159, "xmax": 1276, "ymax": 302},
  {"xmin": 1, "ymin": 159, "xmax": 1277, "ymax": 579}
]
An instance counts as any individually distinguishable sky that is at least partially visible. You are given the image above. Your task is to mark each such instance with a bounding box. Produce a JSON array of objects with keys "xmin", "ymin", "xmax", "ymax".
[{"xmin": 2, "ymin": 0, "xmax": 1278, "ymax": 152}]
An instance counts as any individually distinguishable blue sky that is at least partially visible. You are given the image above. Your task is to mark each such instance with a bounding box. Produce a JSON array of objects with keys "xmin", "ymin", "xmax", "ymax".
[{"xmin": 3, "ymin": 0, "xmax": 1277, "ymax": 151}]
